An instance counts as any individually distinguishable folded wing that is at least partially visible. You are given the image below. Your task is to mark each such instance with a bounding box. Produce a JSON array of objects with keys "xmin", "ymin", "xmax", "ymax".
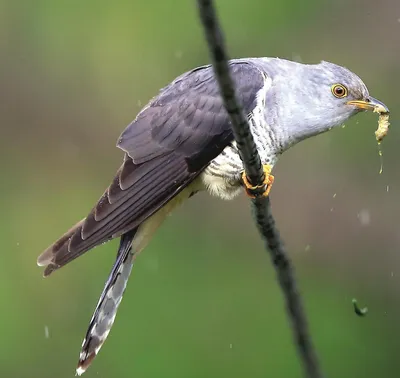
[{"xmin": 38, "ymin": 61, "xmax": 266, "ymax": 276}]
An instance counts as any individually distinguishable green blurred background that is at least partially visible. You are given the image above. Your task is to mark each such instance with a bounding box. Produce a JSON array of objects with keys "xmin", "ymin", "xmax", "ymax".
[{"xmin": 1, "ymin": 0, "xmax": 400, "ymax": 377}]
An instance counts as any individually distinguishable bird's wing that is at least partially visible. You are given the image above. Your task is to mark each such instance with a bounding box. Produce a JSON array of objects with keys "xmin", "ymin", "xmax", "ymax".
[
  {"xmin": 38, "ymin": 61, "xmax": 266, "ymax": 276},
  {"xmin": 117, "ymin": 60, "xmax": 266, "ymax": 170}
]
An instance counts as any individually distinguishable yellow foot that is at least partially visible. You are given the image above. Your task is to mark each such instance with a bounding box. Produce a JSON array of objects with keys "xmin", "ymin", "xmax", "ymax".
[{"xmin": 241, "ymin": 165, "xmax": 274, "ymax": 198}]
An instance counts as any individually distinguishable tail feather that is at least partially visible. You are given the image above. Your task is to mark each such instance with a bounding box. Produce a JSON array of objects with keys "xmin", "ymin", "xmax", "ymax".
[{"xmin": 76, "ymin": 229, "xmax": 137, "ymax": 376}]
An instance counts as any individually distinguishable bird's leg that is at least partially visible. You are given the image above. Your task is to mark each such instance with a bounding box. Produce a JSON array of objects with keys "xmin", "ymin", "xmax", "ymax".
[{"xmin": 241, "ymin": 165, "xmax": 274, "ymax": 198}]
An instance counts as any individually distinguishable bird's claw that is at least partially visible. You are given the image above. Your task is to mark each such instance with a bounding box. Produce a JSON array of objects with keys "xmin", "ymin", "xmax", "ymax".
[{"xmin": 242, "ymin": 165, "xmax": 274, "ymax": 198}]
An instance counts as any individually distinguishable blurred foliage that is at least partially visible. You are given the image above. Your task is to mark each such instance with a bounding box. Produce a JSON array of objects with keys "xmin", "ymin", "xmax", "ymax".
[{"xmin": 1, "ymin": 0, "xmax": 400, "ymax": 377}]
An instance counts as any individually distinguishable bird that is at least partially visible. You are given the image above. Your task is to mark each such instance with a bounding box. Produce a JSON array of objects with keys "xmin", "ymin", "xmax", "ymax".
[{"xmin": 37, "ymin": 57, "xmax": 389, "ymax": 375}]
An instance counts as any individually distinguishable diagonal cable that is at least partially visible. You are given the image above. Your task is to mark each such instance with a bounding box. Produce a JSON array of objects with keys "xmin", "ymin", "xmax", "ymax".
[{"xmin": 197, "ymin": 1, "xmax": 324, "ymax": 377}]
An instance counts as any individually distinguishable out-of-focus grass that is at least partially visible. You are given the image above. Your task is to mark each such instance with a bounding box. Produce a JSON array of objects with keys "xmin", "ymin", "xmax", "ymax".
[{"xmin": 1, "ymin": 0, "xmax": 400, "ymax": 377}]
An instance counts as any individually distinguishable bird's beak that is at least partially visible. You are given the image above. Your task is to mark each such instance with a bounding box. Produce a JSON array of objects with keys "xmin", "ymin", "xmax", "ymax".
[{"xmin": 346, "ymin": 97, "xmax": 390, "ymax": 114}]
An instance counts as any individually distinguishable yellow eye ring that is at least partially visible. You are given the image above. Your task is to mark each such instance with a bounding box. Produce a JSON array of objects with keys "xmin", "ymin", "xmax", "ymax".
[{"xmin": 331, "ymin": 84, "xmax": 348, "ymax": 98}]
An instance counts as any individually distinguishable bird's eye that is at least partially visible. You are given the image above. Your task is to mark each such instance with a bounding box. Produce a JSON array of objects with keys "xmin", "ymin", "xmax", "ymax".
[{"xmin": 331, "ymin": 84, "xmax": 348, "ymax": 98}]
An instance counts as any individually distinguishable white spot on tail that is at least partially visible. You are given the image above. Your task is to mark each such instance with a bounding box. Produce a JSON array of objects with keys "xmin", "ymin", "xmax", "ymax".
[{"xmin": 76, "ymin": 365, "xmax": 86, "ymax": 376}]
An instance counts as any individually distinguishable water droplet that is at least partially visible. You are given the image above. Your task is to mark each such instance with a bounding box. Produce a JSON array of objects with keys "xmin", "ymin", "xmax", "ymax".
[
  {"xmin": 332, "ymin": 193, "xmax": 337, "ymax": 198},
  {"xmin": 174, "ymin": 50, "xmax": 183, "ymax": 59},
  {"xmin": 292, "ymin": 53, "xmax": 302, "ymax": 63},
  {"xmin": 45, "ymin": 326, "xmax": 50, "ymax": 339},
  {"xmin": 378, "ymin": 146, "xmax": 384, "ymax": 174},
  {"xmin": 357, "ymin": 209, "xmax": 370, "ymax": 226}
]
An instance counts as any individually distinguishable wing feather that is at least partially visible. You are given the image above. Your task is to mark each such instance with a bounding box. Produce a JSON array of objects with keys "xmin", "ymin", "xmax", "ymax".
[
  {"xmin": 39, "ymin": 153, "xmax": 199, "ymax": 276},
  {"xmin": 117, "ymin": 61, "xmax": 265, "ymax": 167},
  {"xmin": 38, "ymin": 60, "xmax": 267, "ymax": 276}
]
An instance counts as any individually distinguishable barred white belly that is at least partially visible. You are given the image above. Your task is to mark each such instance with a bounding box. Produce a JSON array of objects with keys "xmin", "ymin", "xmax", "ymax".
[
  {"xmin": 201, "ymin": 143, "xmax": 244, "ymax": 200},
  {"xmin": 201, "ymin": 138, "xmax": 278, "ymax": 200}
]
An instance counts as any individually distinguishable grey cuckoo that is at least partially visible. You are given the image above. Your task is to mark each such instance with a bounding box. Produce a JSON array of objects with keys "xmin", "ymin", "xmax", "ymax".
[{"xmin": 37, "ymin": 57, "xmax": 389, "ymax": 375}]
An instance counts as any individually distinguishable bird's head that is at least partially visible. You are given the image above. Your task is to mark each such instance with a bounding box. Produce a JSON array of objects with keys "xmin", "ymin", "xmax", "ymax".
[{"xmin": 269, "ymin": 59, "xmax": 389, "ymax": 150}]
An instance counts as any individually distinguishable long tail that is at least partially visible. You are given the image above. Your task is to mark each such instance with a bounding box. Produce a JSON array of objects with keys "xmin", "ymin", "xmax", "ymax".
[{"xmin": 76, "ymin": 229, "xmax": 137, "ymax": 376}]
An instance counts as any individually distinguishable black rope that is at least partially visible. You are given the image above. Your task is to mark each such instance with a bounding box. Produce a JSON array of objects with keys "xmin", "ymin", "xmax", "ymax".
[{"xmin": 197, "ymin": 1, "xmax": 325, "ymax": 377}]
